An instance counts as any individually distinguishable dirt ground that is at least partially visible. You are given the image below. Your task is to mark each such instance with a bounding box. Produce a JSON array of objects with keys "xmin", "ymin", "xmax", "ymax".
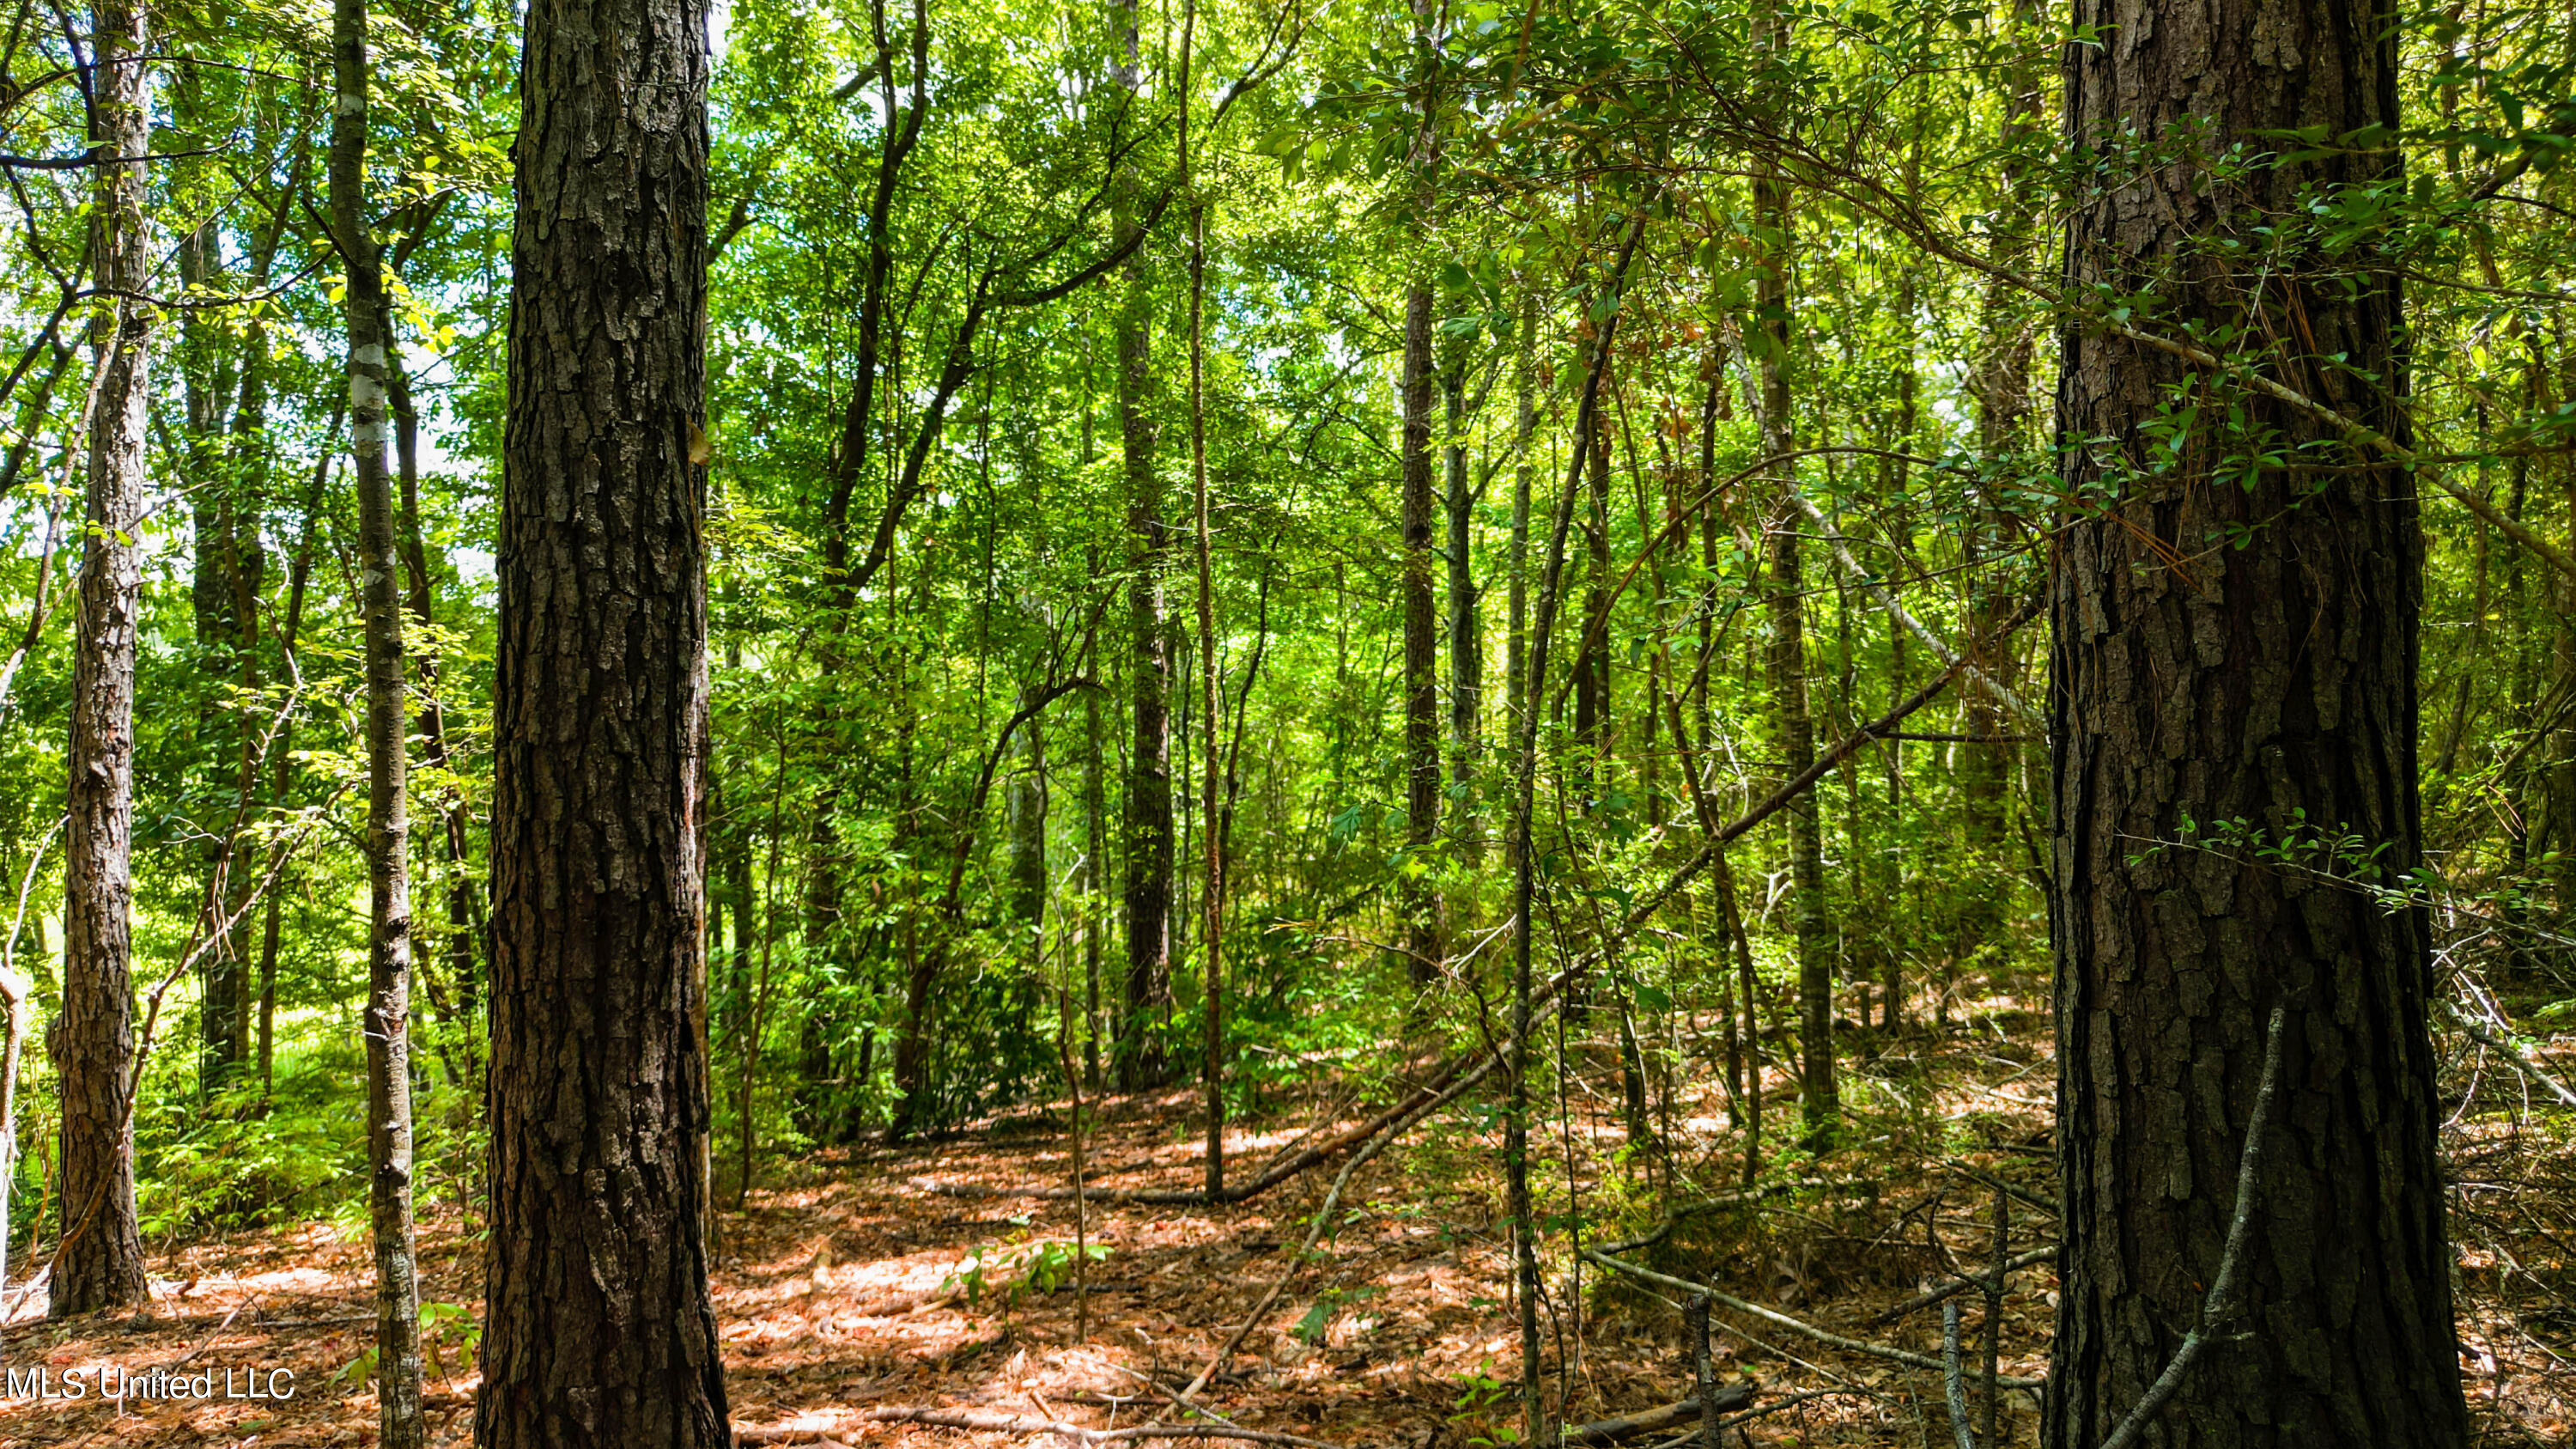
[{"xmin": 0, "ymin": 1005, "xmax": 2567, "ymax": 1448}]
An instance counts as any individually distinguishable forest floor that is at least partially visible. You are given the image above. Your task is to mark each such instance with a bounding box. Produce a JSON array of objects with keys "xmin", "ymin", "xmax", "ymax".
[{"xmin": 0, "ymin": 983, "xmax": 2569, "ymax": 1449}]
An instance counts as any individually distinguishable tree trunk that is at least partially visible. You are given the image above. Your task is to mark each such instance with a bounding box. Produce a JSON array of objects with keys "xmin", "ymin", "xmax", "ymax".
[
  {"xmin": 1081, "ymin": 658, "xmax": 1107, "ymax": 1091},
  {"xmin": 1113, "ymin": 0, "xmax": 1171, "ymax": 1090},
  {"xmin": 1503, "ymin": 295, "xmax": 1536, "ymax": 874},
  {"xmin": 2044, "ymin": 0, "xmax": 2468, "ymax": 1442},
  {"xmin": 1748, "ymin": 9, "xmax": 1832, "ymax": 1145},
  {"xmin": 52, "ymin": 0, "xmax": 154, "ymax": 1318},
  {"xmin": 478, "ymin": 0, "xmax": 730, "ymax": 1434},
  {"xmin": 1573, "ymin": 406, "xmax": 1612, "ymax": 798},
  {"xmin": 179, "ymin": 191, "xmax": 252, "ymax": 1095},
  {"xmin": 329, "ymin": 2, "xmax": 424, "ymax": 1437},
  {"xmin": 1445, "ymin": 349, "xmax": 1479, "ymax": 868},
  {"xmin": 1959, "ymin": 0, "xmax": 2040, "ymax": 980},
  {"xmin": 1400, "ymin": 283, "xmax": 1442, "ymax": 983}
]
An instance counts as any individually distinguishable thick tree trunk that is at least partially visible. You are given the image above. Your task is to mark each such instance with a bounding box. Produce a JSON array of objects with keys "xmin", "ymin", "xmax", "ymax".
[
  {"xmin": 1400, "ymin": 283, "xmax": 1442, "ymax": 983},
  {"xmin": 2044, "ymin": 0, "xmax": 2469, "ymax": 1443},
  {"xmin": 52, "ymin": 0, "xmax": 153, "ymax": 1318},
  {"xmin": 331, "ymin": 2, "xmax": 425, "ymax": 1439},
  {"xmin": 478, "ymin": 0, "xmax": 730, "ymax": 1435}
]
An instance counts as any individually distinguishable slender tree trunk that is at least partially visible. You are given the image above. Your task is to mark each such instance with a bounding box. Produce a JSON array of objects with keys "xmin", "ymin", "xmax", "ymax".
[
  {"xmin": 1959, "ymin": 0, "xmax": 2039, "ymax": 979},
  {"xmin": 178, "ymin": 163, "xmax": 253, "ymax": 1095},
  {"xmin": 1184, "ymin": 120, "xmax": 1224, "ymax": 1193},
  {"xmin": 1112, "ymin": 0, "xmax": 1171, "ymax": 1089},
  {"xmin": 258, "ymin": 439, "xmax": 333, "ymax": 1105},
  {"xmin": 1573, "ymin": 406, "xmax": 1612, "ymax": 798},
  {"xmin": 1400, "ymin": 283, "xmax": 1442, "ymax": 984},
  {"xmin": 477, "ymin": 0, "xmax": 729, "ymax": 1433},
  {"xmin": 1504, "ymin": 296, "xmax": 1536, "ymax": 872},
  {"xmin": 2045, "ymin": 0, "xmax": 2468, "ymax": 1441},
  {"xmin": 52, "ymin": 0, "xmax": 154, "ymax": 1318},
  {"xmin": 1081, "ymin": 659, "xmax": 1107, "ymax": 1091},
  {"xmin": 329, "ymin": 4, "xmax": 424, "ymax": 1437},
  {"xmin": 1507, "ymin": 210, "xmax": 1647, "ymax": 1442},
  {"xmin": 381, "ymin": 284, "xmax": 484, "ymax": 1055},
  {"xmin": 1446, "ymin": 350, "xmax": 1479, "ymax": 869},
  {"xmin": 1749, "ymin": 4, "xmax": 1832, "ymax": 1145}
]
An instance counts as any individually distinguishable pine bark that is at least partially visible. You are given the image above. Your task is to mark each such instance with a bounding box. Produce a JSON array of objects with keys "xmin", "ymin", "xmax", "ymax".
[
  {"xmin": 52, "ymin": 0, "xmax": 154, "ymax": 1318},
  {"xmin": 331, "ymin": 0, "xmax": 425, "ymax": 1437},
  {"xmin": 1400, "ymin": 284, "xmax": 1442, "ymax": 982},
  {"xmin": 478, "ymin": 0, "xmax": 730, "ymax": 1434},
  {"xmin": 2044, "ymin": 0, "xmax": 2469, "ymax": 1442}
]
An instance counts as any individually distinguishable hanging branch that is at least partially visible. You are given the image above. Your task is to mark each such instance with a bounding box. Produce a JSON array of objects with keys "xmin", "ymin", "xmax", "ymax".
[{"xmin": 1786, "ymin": 489, "xmax": 2040, "ymax": 730}]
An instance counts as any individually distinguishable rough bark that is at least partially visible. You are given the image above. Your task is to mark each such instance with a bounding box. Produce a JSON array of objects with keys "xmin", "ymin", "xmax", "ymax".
[
  {"xmin": 1400, "ymin": 283, "xmax": 1442, "ymax": 983},
  {"xmin": 52, "ymin": 0, "xmax": 153, "ymax": 1318},
  {"xmin": 331, "ymin": 0, "xmax": 425, "ymax": 1437},
  {"xmin": 2044, "ymin": 0, "xmax": 2470, "ymax": 1443},
  {"xmin": 477, "ymin": 0, "xmax": 730, "ymax": 1434},
  {"xmin": 1112, "ymin": 0, "xmax": 1171, "ymax": 1089}
]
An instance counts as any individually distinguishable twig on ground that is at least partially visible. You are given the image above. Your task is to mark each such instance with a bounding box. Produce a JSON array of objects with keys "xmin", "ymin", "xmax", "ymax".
[
  {"xmin": 1580, "ymin": 1246, "xmax": 2044, "ymax": 1390},
  {"xmin": 1867, "ymin": 1245, "xmax": 2059, "ymax": 1325},
  {"xmin": 854, "ymin": 1403, "xmax": 1345, "ymax": 1446},
  {"xmin": 1552, "ymin": 1384, "xmax": 1754, "ymax": 1446}
]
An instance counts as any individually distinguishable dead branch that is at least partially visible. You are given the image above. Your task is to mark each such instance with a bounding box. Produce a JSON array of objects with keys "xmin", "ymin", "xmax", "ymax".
[
  {"xmin": 1557, "ymin": 1385, "xmax": 1755, "ymax": 1446},
  {"xmin": 854, "ymin": 1403, "xmax": 1345, "ymax": 1446},
  {"xmin": 1580, "ymin": 1245, "xmax": 2045, "ymax": 1390},
  {"xmin": 1866, "ymin": 1245, "xmax": 2059, "ymax": 1326}
]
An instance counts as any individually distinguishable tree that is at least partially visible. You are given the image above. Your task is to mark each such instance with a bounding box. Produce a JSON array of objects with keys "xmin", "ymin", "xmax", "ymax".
[
  {"xmin": 475, "ymin": 0, "xmax": 731, "ymax": 1435},
  {"xmin": 2044, "ymin": 0, "xmax": 2472, "ymax": 1442},
  {"xmin": 52, "ymin": 0, "xmax": 155, "ymax": 1318},
  {"xmin": 1113, "ymin": 0, "xmax": 1173, "ymax": 1090},
  {"xmin": 329, "ymin": 0, "xmax": 423, "ymax": 1435},
  {"xmin": 1751, "ymin": 0, "xmax": 1832, "ymax": 1151}
]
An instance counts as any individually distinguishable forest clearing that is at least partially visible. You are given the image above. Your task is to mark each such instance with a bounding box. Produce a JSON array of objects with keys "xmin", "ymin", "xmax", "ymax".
[{"xmin": 1, "ymin": 0, "xmax": 2573, "ymax": 1444}]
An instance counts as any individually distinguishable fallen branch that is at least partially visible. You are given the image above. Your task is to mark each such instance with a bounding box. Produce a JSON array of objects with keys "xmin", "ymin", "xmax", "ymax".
[
  {"xmin": 854, "ymin": 1403, "xmax": 1344, "ymax": 1446},
  {"xmin": 1594, "ymin": 1179, "xmax": 1874, "ymax": 1256},
  {"xmin": 1557, "ymin": 1386, "xmax": 1755, "ymax": 1446},
  {"xmin": 1580, "ymin": 1246, "xmax": 2044, "ymax": 1390},
  {"xmin": 843, "ymin": 1282, "xmax": 963, "ymax": 1318},
  {"xmin": 1178, "ymin": 1044, "xmax": 1499, "ymax": 1399},
  {"xmin": 2447, "ymin": 999, "xmax": 2576, "ymax": 1110},
  {"xmin": 1866, "ymin": 1245, "xmax": 2059, "ymax": 1325}
]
